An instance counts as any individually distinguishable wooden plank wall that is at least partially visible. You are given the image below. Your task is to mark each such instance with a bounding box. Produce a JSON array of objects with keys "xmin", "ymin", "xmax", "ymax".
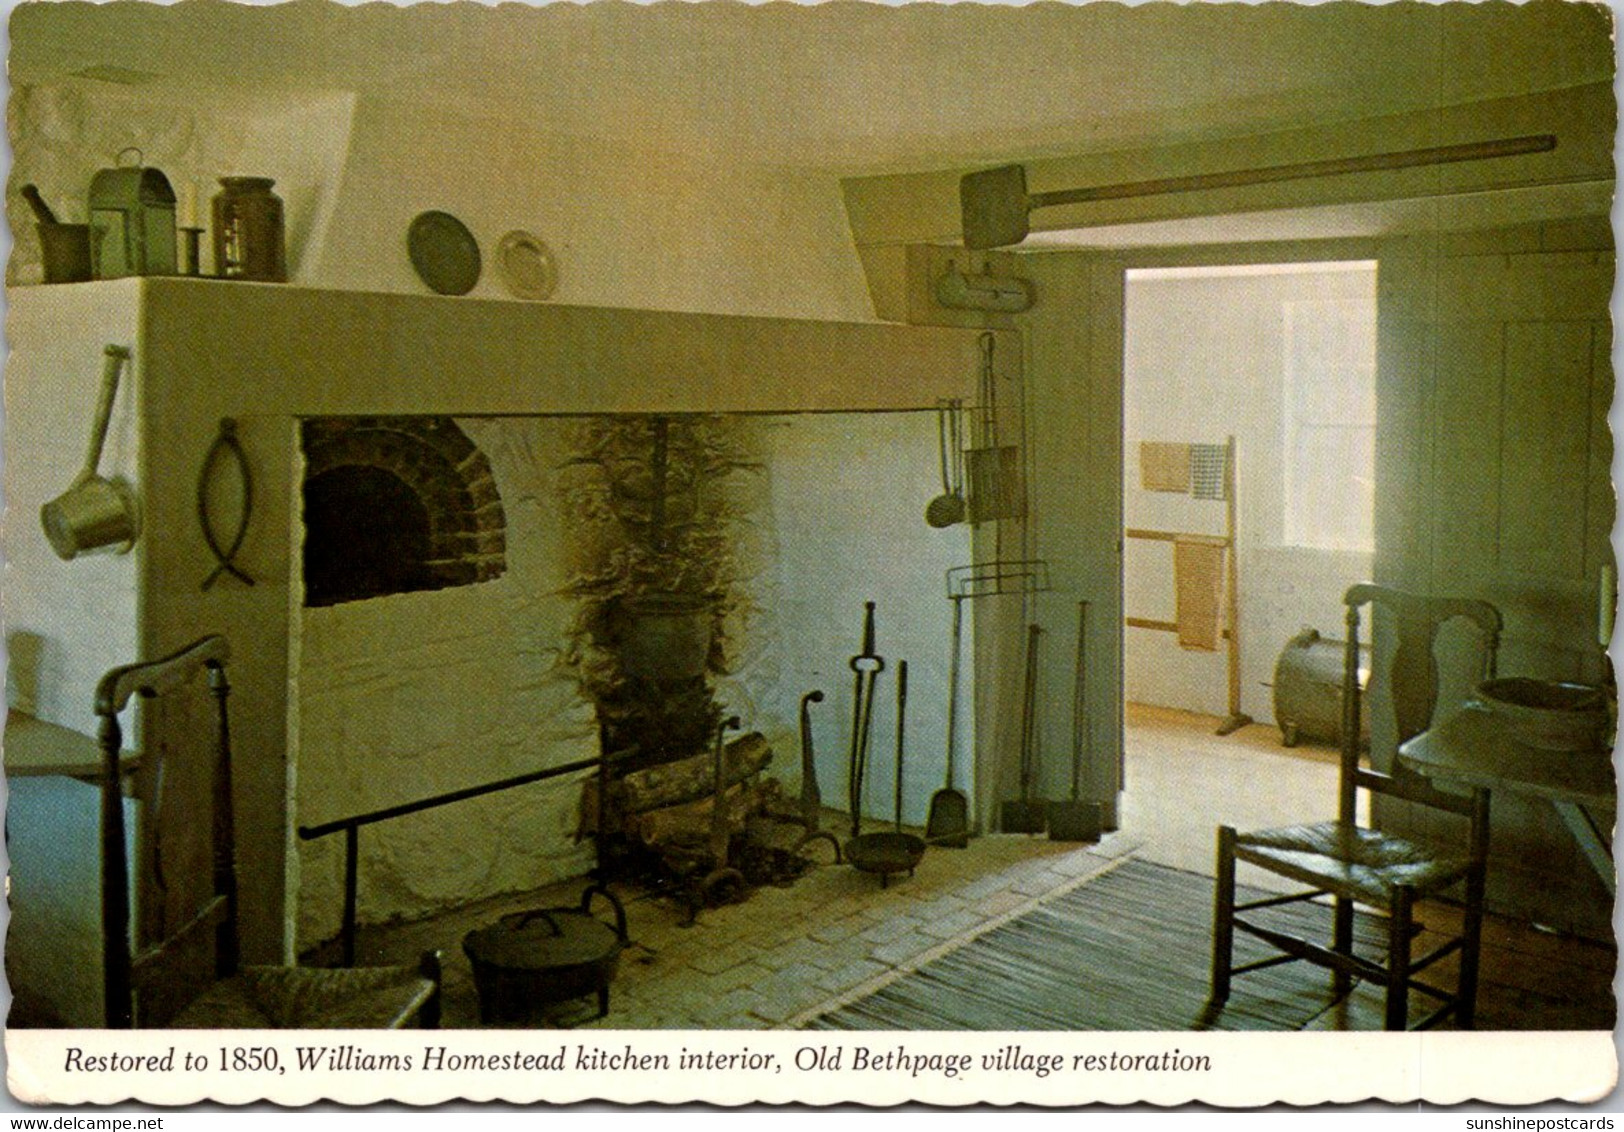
[{"xmin": 1375, "ymin": 217, "xmax": 1615, "ymax": 938}]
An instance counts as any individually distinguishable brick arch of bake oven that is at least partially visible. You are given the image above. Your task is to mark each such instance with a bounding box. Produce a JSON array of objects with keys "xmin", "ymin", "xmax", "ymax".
[{"xmin": 299, "ymin": 417, "xmax": 507, "ymax": 606}]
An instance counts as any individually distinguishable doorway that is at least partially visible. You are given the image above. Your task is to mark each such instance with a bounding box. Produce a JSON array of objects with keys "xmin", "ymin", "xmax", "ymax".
[{"xmin": 1117, "ymin": 260, "xmax": 1377, "ymax": 876}]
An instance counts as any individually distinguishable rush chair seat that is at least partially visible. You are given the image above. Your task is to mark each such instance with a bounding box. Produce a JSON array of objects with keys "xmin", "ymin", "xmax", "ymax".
[
  {"xmin": 96, "ymin": 635, "xmax": 441, "ymax": 1029},
  {"xmin": 1210, "ymin": 584, "xmax": 1501, "ymax": 1031}
]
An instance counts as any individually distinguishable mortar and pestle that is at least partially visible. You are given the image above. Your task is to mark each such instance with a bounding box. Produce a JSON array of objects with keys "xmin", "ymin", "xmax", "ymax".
[{"xmin": 21, "ymin": 184, "xmax": 92, "ymax": 283}]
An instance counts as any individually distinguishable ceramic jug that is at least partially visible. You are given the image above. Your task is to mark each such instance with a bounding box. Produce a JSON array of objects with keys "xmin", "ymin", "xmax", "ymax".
[{"xmin": 212, "ymin": 176, "xmax": 286, "ymax": 282}]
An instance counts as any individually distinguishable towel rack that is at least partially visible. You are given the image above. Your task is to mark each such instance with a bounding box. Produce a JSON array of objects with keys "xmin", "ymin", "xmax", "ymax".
[{"xmin": 1125, "ymin": 435, "xmax": 1252, "ymax": 736}]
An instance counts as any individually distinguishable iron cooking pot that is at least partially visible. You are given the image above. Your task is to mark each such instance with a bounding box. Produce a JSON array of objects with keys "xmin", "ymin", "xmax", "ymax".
[{"xmin": 463, "ymin": 902, "xmax": 626, "ymax": 1024}]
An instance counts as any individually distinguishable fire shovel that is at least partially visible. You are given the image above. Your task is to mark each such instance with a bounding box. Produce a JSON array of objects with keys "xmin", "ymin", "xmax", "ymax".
[
  {"xmin": 1000, "ymin": 623, "xmax": 1048, "ymax": 834},
  {"xmin": 1049, "ymin": 601, "xmax": 1103, "ymax": 842}
]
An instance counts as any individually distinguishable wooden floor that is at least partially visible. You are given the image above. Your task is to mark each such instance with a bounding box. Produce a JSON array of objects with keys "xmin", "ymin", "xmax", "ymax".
[
  {"xmin": 1121, "ymin": 701, "xmax": 1358, "ymax": 886},
  {"xmin": 1119, "ymin": 703, "xmax": 1616, "ymax": 1032}
]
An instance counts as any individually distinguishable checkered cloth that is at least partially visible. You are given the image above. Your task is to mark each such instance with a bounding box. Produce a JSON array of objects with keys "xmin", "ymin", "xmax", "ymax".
[{"xmin": 1190, "ymin": 442, "xmax": 1230, "ymax": 501}]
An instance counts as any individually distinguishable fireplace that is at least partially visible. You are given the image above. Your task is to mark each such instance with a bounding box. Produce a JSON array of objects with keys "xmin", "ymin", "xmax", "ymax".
[
  {"xmin": 293, "ymin": 407, "xmax": 973, "ymax": 943},
  {"xmin": 553, "ymin": 413, "xmax": 789, "ymax": 908},
  {"xmin": 6, "ymin": 279, "xmax": 997, "ymax": 961}
]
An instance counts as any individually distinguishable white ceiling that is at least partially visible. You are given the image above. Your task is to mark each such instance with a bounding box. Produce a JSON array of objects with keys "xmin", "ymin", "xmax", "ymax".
[{"xmin": 10, "ymin": 0, "xmax": 1617, "ymax": 177}]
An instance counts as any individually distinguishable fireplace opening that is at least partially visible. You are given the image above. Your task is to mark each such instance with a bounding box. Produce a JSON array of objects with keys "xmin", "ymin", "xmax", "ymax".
[
  {"xmin": 300, "ymin": 416, "xmax": 508, "ymax": 607},
  {"xmin": 292, "ymin": 411, "xmax": 974, "ymax": 947}
]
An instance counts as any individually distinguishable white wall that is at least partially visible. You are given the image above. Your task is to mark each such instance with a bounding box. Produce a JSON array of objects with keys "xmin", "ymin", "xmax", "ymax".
[
  {"xmin": 8, "ymin": 84, "xmax": 877, "ymax": 322},
  {"xmin": 293, "ymin": 418, "xmax": 598, "ymax": 949},
  {"xmin": 307, "ymin": 97, "xmax": 876, "ymax": 319},
  {"xmin": 6, "ymin": 83, "xmax": 355, "ymax": 287},
  {"xmin": 1375, "ymin": 219, "xmax": 1614, "ymax": 937},
  {"xmin": 1122, "ymin": 264, "xmax": 1376, "ymax": 725},
  {"xmin": 3, "ymin": 282, "xmax": 143, "ymax": 733},
  {"xmin": 748, "ymin": 413, "xmax": 974, "ymax": 828}
]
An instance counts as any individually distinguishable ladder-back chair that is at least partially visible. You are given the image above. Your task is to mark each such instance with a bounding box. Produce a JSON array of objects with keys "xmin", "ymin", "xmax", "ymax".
[
  {"xmin": 1211, "ymin": 583, "xmax": 1501, "ymax": 1030},
  {"xmin": 97, "ymin": 635, "xmax": 441, "ymax": 1028}
]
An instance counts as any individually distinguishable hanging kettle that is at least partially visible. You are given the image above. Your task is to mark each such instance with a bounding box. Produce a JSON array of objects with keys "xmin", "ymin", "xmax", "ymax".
[{"xmin": 41, "ymin": 345, "xmax": 141, "ymax": 560}]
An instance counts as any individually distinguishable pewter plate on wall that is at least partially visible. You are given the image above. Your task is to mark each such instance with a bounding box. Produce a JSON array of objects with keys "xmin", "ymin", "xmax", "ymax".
[
  {"xmin": 407, "ymin": 210, "xmax": 481, "ymax": 296},
  {"xmin": 496, "ymin": 230, "xmax": 558, "ymax": 301}
]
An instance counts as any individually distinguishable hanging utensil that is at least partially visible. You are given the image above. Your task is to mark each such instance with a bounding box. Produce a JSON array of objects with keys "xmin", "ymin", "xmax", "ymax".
[
  {"xmin": 966, "ymin": 332, "xmax": 1025, "ymax": 524},
  {"xmin": 847, "ymin": 660, "xmax": 925, "ymax": 887},
  {"xmin": 1049, "ymin": 601, "xmax": 1103, "ymax": 842},
  {"xmin": 925, "ymin": 593, "xmax": 971, "ymax": 848},
  {"xmin": 1001, "ymin": 623, "xmax": 1048, "ymax": 834},
  {"xmin": 952, "ymin": 399, "xmax": 969, "ymax": 503},
  {"xmin": 925, "ymin": 401, "xmax": 967, "ymax": 528},
  {"xmin": 197, "ymin": 417, "xmax": 256, "ymax": 590},
  {"xmin": 41, "ymin": 345, "xmax": 141, "ymax": 560}
]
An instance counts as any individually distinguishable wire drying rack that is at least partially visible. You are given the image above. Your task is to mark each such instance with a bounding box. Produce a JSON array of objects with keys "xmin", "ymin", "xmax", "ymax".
[{"xmin": 947, "ymin": 559, "xmax": 1050, "ymax": 601}]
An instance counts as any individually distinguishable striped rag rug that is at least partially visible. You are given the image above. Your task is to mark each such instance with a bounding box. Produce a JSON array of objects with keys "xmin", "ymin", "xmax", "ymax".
[{"xmin": 803, "ymin": 857, "xmax": 1386, "ymax": 1032}]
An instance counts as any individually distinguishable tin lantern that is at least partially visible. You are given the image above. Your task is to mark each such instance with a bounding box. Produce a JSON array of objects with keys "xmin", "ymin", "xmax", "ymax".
[{"xmin": 87, "ymin": 148, "xmax": 178, "ymax": 278}]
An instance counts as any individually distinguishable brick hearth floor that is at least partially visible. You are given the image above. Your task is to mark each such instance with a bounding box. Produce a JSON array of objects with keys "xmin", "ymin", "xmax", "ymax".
[{"xmin": 328, "ymin": 826, "xmax": 1133, "ymax": 1030}]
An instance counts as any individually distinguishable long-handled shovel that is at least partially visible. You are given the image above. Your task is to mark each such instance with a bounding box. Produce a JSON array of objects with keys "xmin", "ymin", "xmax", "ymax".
[
  {"xmin": 1001, "ymin": 623, "xmax": 1048, "ymax": 833},
  {"xmin": 925, "ymin": 594, "xmax": 970, "ymax": 847},
  {"xmin": 1049, "ymin": 600, "xmax": 1103, "ymax": 842}
]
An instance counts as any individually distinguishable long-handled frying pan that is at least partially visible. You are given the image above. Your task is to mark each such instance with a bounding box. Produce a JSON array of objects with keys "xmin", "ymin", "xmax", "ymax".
[{"xmin": 960, "ymin": 134, "xmax": 1557, "ymax": 250}]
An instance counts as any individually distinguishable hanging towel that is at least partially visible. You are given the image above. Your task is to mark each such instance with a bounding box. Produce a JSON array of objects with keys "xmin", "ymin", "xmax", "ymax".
[
  {"xmin": 1173, "ymin": 535, "xmax": 1226, "ymax": 652},
  {"xmin": 1140, "ymin": 441, "xmax": 1191, "ymax": 493},
  {"xmin": 1190, "ymin": 442, "xmax": 1230, "ymax": 501}
]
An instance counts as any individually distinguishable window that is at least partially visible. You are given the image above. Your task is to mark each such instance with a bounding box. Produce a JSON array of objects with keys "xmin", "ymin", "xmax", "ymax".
[{"xmin": 1282, "ymin": 291, "xmax": 1376, "ymax": 552}]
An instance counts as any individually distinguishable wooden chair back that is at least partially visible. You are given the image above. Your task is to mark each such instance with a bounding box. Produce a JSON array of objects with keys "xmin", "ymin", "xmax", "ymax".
[
  {"xmin": 1339, "ymin": 583, "xmax": 1501, "ymax": 830},
  {"xmin": 96, "ymin": 635, "xmax": 235, "ymax": 1028}
]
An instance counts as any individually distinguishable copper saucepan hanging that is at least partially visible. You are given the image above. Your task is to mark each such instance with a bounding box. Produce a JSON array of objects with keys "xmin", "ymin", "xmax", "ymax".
[{"xmin": 41, "ymin": 344, "xmax": 140, "ymax": 560}]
